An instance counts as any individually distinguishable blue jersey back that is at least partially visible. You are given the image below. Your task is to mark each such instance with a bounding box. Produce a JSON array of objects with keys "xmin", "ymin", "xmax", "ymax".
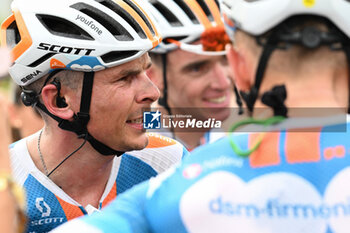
[{"xmin": 53, "ymin": 121, "xmax": 350, "ymax": 233}]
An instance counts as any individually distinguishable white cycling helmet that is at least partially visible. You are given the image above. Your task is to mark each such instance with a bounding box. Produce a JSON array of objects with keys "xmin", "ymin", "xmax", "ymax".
[
  {"xmin": 1, "ymin": 0, "xmax": 161, "ymax": 86},
  {"xmin": 141, "ymin": 0, "xmax": 230, "ymax": 55},
  {"xmin": 221, "ymin": 0, "xmax": 350, "ymax": 116},
  {"xmin": 221, "ymin": 0, "xmax": 350, "ymax": 38},
  {"xmin": 0, "ymin": 0, "xmax": 162, "ymax": 156}
]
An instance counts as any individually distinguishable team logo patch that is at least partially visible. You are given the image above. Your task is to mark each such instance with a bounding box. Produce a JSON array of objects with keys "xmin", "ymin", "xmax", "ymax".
[{"xmin": 35, "ymin": 197, "xmax": 51, "ymax": 217}]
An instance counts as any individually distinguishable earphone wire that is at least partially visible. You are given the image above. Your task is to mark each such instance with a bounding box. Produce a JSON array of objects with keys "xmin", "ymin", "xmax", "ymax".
[{"xmin": 46, "ymin": 134, "xmax": 88, "ymax": 177}]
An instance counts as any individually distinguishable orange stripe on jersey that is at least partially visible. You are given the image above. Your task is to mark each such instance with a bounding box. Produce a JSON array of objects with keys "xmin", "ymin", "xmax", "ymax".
[
  {"xmin": 3, "ymin": 10, "xmax": 33, "ymax": 62},
  {"xmin": 285, "ymin": 129, "xmax": 321, "ymax": 164},
  {"xmin": 55, "ymin": 196, "xmax": 84, "ymax": 221},
  {"xmin": 184, "ymin": 0, "xmax": 211, "ymax": 29},
  {"xmin": 204, "ymin": 0, "xmax": 223, "ymax": 27},
  {"xmin": 249, "ymin": 132, "xmax": 280, "ymax": 168},
  {"xmin": 114, "ymin": 0, "xmax": 157, "ymax": 47},
  {"xmin": 102, "ymin": 182, "xmax": 117, "ymax": 207},
  {"xmin": 146, "ymin": 133, "xmax": 177, "ymax": 148}
]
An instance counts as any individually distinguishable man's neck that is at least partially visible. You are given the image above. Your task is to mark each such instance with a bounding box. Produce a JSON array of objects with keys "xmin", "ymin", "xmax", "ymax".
[
  {"xmin": 27, "ymin": 128, "xmax": 115, "ymax": 207},
  {"xmin": 254, "ymin": 68, "xmax": 348, "ymax": 118}
]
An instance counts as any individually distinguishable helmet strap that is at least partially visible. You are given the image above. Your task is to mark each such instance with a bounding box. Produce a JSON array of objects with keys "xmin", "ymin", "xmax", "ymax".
[
  {"xmin": 158, "ymin": 54, "xmax": 172, "ymax": 115},
  {"xmin": 240, "ymin": 29, "xmax": 280, "ymax": 116},
  {"xmin": 35, "ymin": 71, "xmax": 124, "ymax": 156}
]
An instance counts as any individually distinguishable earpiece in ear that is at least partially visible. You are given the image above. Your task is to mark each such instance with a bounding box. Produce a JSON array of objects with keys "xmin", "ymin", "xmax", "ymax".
[
  {"xmin": 21, "ymin": 89, "xmax": 38, "ymax": 106},
  {"xmin": 51, "ymin": 78, "xmax": 68, "ymax": 108},
  {"xmin": 56, "ymin": 96, "xmax": 68, "ymax": 108}
]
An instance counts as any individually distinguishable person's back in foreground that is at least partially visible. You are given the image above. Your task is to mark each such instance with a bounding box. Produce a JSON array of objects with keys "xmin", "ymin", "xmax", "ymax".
[
  {"xmin": 51, "ymin": 0, "xmax": 350, "ymax": 232},
  {"xmin": 1, "ymin": 0, "xmax": 188, "ymax": 232}
]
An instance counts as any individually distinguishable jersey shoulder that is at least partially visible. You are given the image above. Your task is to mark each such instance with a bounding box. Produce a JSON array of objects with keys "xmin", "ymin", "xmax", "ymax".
[{"xmin": 125, "ymin": 133, "xmax": 189, "ymax": 174}]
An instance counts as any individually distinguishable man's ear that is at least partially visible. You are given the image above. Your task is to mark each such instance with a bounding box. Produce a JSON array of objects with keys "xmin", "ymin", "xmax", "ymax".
[
  {"xmin": 226, "ymin": 44, "xmax": 252, "ymax": 92},
  {"xmin": 146, "ymin": 64, "xmax": 163, "ymax": 92},
  {"xmin": 41, "ymin": 84, "xmax": 74, "ymax": 119}
]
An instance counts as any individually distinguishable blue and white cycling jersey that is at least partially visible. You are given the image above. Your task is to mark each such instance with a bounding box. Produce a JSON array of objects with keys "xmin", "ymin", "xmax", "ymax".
[
  {"xmin": 52, "ymin": 117, "xmax": 350, "ymax": 233},
  {"xmin": 10, "ymin": 132, "xmax": 188, "ymax": 233}
]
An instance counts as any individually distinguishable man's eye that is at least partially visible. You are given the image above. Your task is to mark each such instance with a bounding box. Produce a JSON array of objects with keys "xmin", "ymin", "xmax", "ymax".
[
  {"xmin": 119, "ymin": 76, "xmax": 128, "ymax": 81},
  {"xmin": 190, "ymin": 65, "xmax": 202, "ymax": 72},
  {"xmin": 119, "ymin": 75, "xmax": 133, "ymax": 82},
  {"xmin": 186, "ymin": 63, "xmax": 211, "ymax": 76}
]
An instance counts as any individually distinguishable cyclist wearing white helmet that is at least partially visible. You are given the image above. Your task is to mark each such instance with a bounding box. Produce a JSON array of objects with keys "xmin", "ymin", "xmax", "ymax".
[
  {"xmin": 140, "ymin": 0, "xmax": 238, "ymax": 151},
  {"xmin": 51, "ymin": 0, "xmax": 350, "ymax": 232},
  {"xmin": 1, "ymin": 0, "xmax": 189, "ymax": 232}
]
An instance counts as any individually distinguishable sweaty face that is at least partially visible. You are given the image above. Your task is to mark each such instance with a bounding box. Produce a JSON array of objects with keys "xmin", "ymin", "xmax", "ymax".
[
  {"xmin": 166, "ymin": 49, "xmax": 233, "ymax": 121},
  {"xmin": 87, "ymin": 54, "xmax": 160, "ymax": 152}
]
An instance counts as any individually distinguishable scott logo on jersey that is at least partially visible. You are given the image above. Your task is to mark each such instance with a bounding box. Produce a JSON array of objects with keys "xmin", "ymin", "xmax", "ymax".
[{"xmin": 36, "ymin": 197, "xmax": 51, "ymax": 217}]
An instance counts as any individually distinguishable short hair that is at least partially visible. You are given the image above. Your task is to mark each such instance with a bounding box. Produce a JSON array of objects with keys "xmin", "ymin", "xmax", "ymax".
[{"xmin": 25, "ymin": 70, "xmax": 83, "ymax": 122}]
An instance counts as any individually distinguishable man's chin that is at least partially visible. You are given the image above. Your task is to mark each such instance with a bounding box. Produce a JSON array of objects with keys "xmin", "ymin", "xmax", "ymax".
[{"xmin": 121, "ymin": 135, "xmax": 149, "ymax": 152}]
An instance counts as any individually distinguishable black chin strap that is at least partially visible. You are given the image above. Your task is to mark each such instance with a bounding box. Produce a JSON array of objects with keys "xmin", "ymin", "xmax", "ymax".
[
  {"xmin": 36, "ymin": 71, "xmax": 124, "ymax": 156},
  {"xmin": 158, "ymin": 54, "xmax": 172, "ymax": 115},
  {"xmin": 240, "ymin": 31, "xmax": 279, "ymax": 116},
  {"xmin": 261, "ymin": 85, "xmax": 288, "ymax": 117}
]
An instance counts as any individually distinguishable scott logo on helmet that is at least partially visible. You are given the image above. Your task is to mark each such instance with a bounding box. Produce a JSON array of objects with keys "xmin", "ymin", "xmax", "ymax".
[{"xmin": 37, "ymin": 43, "xmax": 95, "ymax": 56}]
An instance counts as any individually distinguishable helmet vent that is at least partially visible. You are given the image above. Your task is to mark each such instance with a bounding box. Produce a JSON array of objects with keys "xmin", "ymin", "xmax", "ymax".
[
  {"xmin": 70, "ymin": 2, "xmax": 134, "ymax": 41},
  {"xmin": 214, "ymin": 0, "xmax": 220, "ymax": 10},
  {"xmin": 95, "ymin": 0, "xmax": 146, "ymax": 39},
  {"xmin": 195, "ymin": 0, "xmax": 214, "ymax": 21},
  {"xmin": 101, "ymin": 50, "xmax": 139, "ymax": 63},
  {"xmin": 28, "ymin": 53, "xmax": 56, "ymax": 67},
  {"xmin": 6, "ymin": 20, "xmax": 21, "ymax": 49},
  {"xmin": 122, "ymin": 0, "xmax": 156, "ymax": 36},
  {"xmin": 152, "ymin": 1, "xmax": 183, "ymax": 27},
  {"xmin": 173, "ymin": 0, "xmax": 199, "ymax": 24},
  {"xmin": 36, "ymin": 14, "xmax": 94, "ymax": 40}
]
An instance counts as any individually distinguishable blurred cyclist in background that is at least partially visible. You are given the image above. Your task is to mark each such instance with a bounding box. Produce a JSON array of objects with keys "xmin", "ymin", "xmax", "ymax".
[
  {"xmin": 1, "ymin": 0, "xmax": 188, "ymax": 232},
  {"xmin": 143, "ymin": 0, "xmax": 238, "ymax": 151},
  {"xmin": 52, "ymin": 0, "xmax": 350, "ymax": 232}
]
